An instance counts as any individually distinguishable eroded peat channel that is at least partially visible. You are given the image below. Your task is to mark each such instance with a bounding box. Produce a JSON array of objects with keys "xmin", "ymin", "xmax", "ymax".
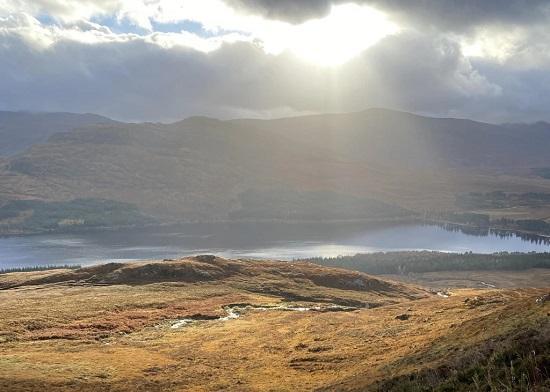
[{"xmin": 167, "ymin": 303, "xmax": 360, "ymax": 329}]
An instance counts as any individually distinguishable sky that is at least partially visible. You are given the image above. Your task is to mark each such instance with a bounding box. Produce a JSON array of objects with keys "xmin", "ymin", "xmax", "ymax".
[{"xmin": 1, "ymin": 0, "xmax": 550, "ymax": 123}]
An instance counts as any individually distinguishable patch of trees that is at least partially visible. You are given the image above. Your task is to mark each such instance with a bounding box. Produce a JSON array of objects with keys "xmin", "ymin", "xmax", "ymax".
[
  {"xmin": 493, "ymin": 218, "xmax": 550, "ymax": 236},
  {"xmin": 427, "ymin": 211, "xmax": 491, "ymax": 227},
  {"xmin": 0, "ymin": 198, "xmax": 154, "ymax": 234},
  {"xmin": 533, "ymin": 167, "xmax": 550, "ymax": 179},
  {"xmin": 301, "ymin": 251, "xmax": 550, "ymax": 274},
  {"xmin": 456, "ymin": 191, "xmax": 550, "ymax": 209},
  {"xmin": 0, "ymin": 264, "xmax": 81, "ymax": 274},
  {"xmin": 427, "ymin": 210, "xmax": 550, "ymax": 236}
]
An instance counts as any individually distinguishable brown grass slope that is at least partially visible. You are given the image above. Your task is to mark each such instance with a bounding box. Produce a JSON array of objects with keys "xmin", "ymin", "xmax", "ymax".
[
  {"xmin": 0, "ymin": 255, "xmax": 425, "ymax": 305},
  {"xmin": 0, "ymin": 256, "xmax": 548, "ymax": 391}
]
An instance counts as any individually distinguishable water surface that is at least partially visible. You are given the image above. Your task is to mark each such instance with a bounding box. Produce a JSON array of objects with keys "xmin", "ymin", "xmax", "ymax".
[{"xmin": 1, "ymin": 222, "xmax": 549, "ymax": 268}]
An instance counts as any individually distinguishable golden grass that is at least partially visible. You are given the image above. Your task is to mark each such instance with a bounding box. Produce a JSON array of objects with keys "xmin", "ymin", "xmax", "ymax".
[{"xmin": 0, "ymin": 257, "xmax": 547, "ymax": 391}]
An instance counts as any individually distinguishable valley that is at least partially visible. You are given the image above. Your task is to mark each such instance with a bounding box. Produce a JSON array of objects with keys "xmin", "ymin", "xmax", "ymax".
[
  {"xmin": 1, "ymin": 110, "xmax": 549, "ymax": 391},
  {"xmin": 3, "ymin": 2, "xmax": 550, "ymax": 390}
]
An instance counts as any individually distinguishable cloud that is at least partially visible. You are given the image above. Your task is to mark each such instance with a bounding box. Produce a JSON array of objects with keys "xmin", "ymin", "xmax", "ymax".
[
  {"xmin": 225, "ymin": 0, "xmax": 332, "ymax": 24},
  {"xmin": 0, "ymin": 0, "xmax": 549, "ymax": 123},
  {"xmin": 224, "ymin": 0, "xmax": 550, "ymax": 32},
  {"xmin": 0, "ymin": 16, "xmax": 503, "ymax": 122},
  {"xmin": 1, "ymin": 0, "xmax": 122, "ymax": 23},
  {"xmin": 1, "ymin": 1, "xmax": 400, "ymax": 65}
]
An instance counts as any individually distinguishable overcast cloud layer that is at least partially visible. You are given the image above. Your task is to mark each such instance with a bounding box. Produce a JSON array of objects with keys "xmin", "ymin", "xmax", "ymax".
[{"xmin": 1, "ymin": 0, "xmax": 550, "ymax": 123}]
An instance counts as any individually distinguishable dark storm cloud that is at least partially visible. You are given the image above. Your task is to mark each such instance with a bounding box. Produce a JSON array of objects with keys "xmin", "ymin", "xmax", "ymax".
[
  {"xmin": 225, "ymin": 0, "xmax": 550, "ymax": 31},
  {"xmin": 226, "ymin": 0, "xmax": 331, "ymax": 24}
]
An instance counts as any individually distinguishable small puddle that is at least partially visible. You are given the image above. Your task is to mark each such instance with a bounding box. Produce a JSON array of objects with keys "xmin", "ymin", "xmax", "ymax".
[
  {"xmin": 480, "ymin": 281, "xmax": 496, "ymax": 288},
  {"xmin": 168, "ymin": 303, "xmax": 357, "ymax": 329},
  {"xmin": 171, "ymin": 319, "xmax": 194, "ymax": 329}
]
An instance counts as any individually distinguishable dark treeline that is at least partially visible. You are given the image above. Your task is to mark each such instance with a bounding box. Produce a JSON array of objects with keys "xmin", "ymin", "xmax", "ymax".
[
  {"xmin": 427, "ymin": 211, "xmax": 490, "ymax": 227},
  {"xmin": 456, "ymin": 190, "xmax": 550, "ymax": 209},
  {"xmin": 533, "ymin": 167, "xmax": 550, "ymax": 179},
  {"xmin": 493, "ymin": 218, "xmax": 550, "ymax": 236},
  {"xmin": 0, "ymin": 198, "xmax": 154, "ymax": 235},
  {"xmin": 430, "ymin": 221, "xmax": 550, "ymax": 245},
  {"xmin": 0, "ymin": 264, "xmax": 81, "ymax": 275},
  {"xmin": 300, "ymin": 251, "xmax": 550, "ymax": 275},
  {"xmin": 427, "ymin": 211, "xmax": 550, "ymax": 238}
]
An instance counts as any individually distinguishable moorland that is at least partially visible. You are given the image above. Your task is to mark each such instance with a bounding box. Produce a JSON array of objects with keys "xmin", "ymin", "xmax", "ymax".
[{"xmin": 0, "ymin": 255, "xmax": 548, "ymax": 391}]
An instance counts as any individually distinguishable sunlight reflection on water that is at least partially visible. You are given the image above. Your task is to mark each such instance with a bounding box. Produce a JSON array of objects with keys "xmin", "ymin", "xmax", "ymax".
[{"xmin": 1, "ymin": 222, "xmax": 549, "ymax": 268}]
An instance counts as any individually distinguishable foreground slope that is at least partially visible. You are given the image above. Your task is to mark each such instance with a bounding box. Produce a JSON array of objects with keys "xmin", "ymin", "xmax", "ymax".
[{"xmin": 0, "ymin": 256, "xmax": 547, "ymax": 391}]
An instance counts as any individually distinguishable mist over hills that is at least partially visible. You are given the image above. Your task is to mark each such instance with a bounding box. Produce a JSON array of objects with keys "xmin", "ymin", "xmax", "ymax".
[
  {"xmin": 237, "ymin": 108, "xmax": 550, "ymax": 169},
  {"xmin": 2, "ymin": 108, "xmax": 550, "ymax": 233},
  {"xmin": 0, "ymin": 111, "xmax": 117, "ymax": 156}
]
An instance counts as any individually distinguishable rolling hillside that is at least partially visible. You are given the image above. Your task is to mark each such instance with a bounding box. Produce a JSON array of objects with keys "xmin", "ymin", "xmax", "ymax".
[
  {"xmin": 0, "ymin": 111, "xmax": 117, "ymax": 156},
  {"xmin": 233, "ymin": 109, "xmax": 550, "ymax": 170},
  {"xmin": 0, "ymin": 256, "xmax": 547, "ymax": 391},
  {"xmin": 2, "ymin": 109, "xmax": 550, "ymax": 233}
]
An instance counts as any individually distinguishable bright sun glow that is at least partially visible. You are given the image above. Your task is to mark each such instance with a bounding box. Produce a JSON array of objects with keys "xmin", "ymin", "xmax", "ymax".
[
  {"xmin": 6, "ymin": 0, "xmax": 400, "ymax": 67},
  {"xmin": 165, "ymin": 1, "xmax": 400, "ymax": 67},
  {"xmin": 267, "ymin": 3, "xmax": 400, "ymax": 66}
]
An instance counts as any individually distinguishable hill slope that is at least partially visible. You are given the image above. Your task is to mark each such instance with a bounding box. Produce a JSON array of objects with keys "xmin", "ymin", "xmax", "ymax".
[
  {"xmin": 0, "ymin": 111, "xmax": 117, "ymax": 156},
  {"xmin": 2, "ymin": 109, "xmax": 550, "ymax": 232},
  {"xmin": 231, "ymin": 108, "xmax": 550, "ymax": 169},
  {"xmin": 0, "ymin": 256, "xmax": 547, "ymax": 391}
]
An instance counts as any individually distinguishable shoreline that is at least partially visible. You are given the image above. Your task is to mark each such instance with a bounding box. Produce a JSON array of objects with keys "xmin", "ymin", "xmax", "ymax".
[
  {"xmin": 2, "ymin": 215, "xmax": 550, "ymax": 243},
  {"xmin": 0, "ymin": 215, "xmax": 421, "ymax": 238},
  {"xmin": 423, "ymin": 218, "xmax": 550, "ymax": 240}
]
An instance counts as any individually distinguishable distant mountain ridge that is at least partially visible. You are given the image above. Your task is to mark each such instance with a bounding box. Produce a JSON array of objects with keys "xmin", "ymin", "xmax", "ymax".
[
  {"xmin": 231, "ymin": 108, "xmax": 550, "ymax": 169},
  {"xmin": 0, "ymin": 111, "xmax": 117, "ymax": 156},
  {"xmin": 2, "ymin": 108, "xmax": 550, "ymax": 233}
]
